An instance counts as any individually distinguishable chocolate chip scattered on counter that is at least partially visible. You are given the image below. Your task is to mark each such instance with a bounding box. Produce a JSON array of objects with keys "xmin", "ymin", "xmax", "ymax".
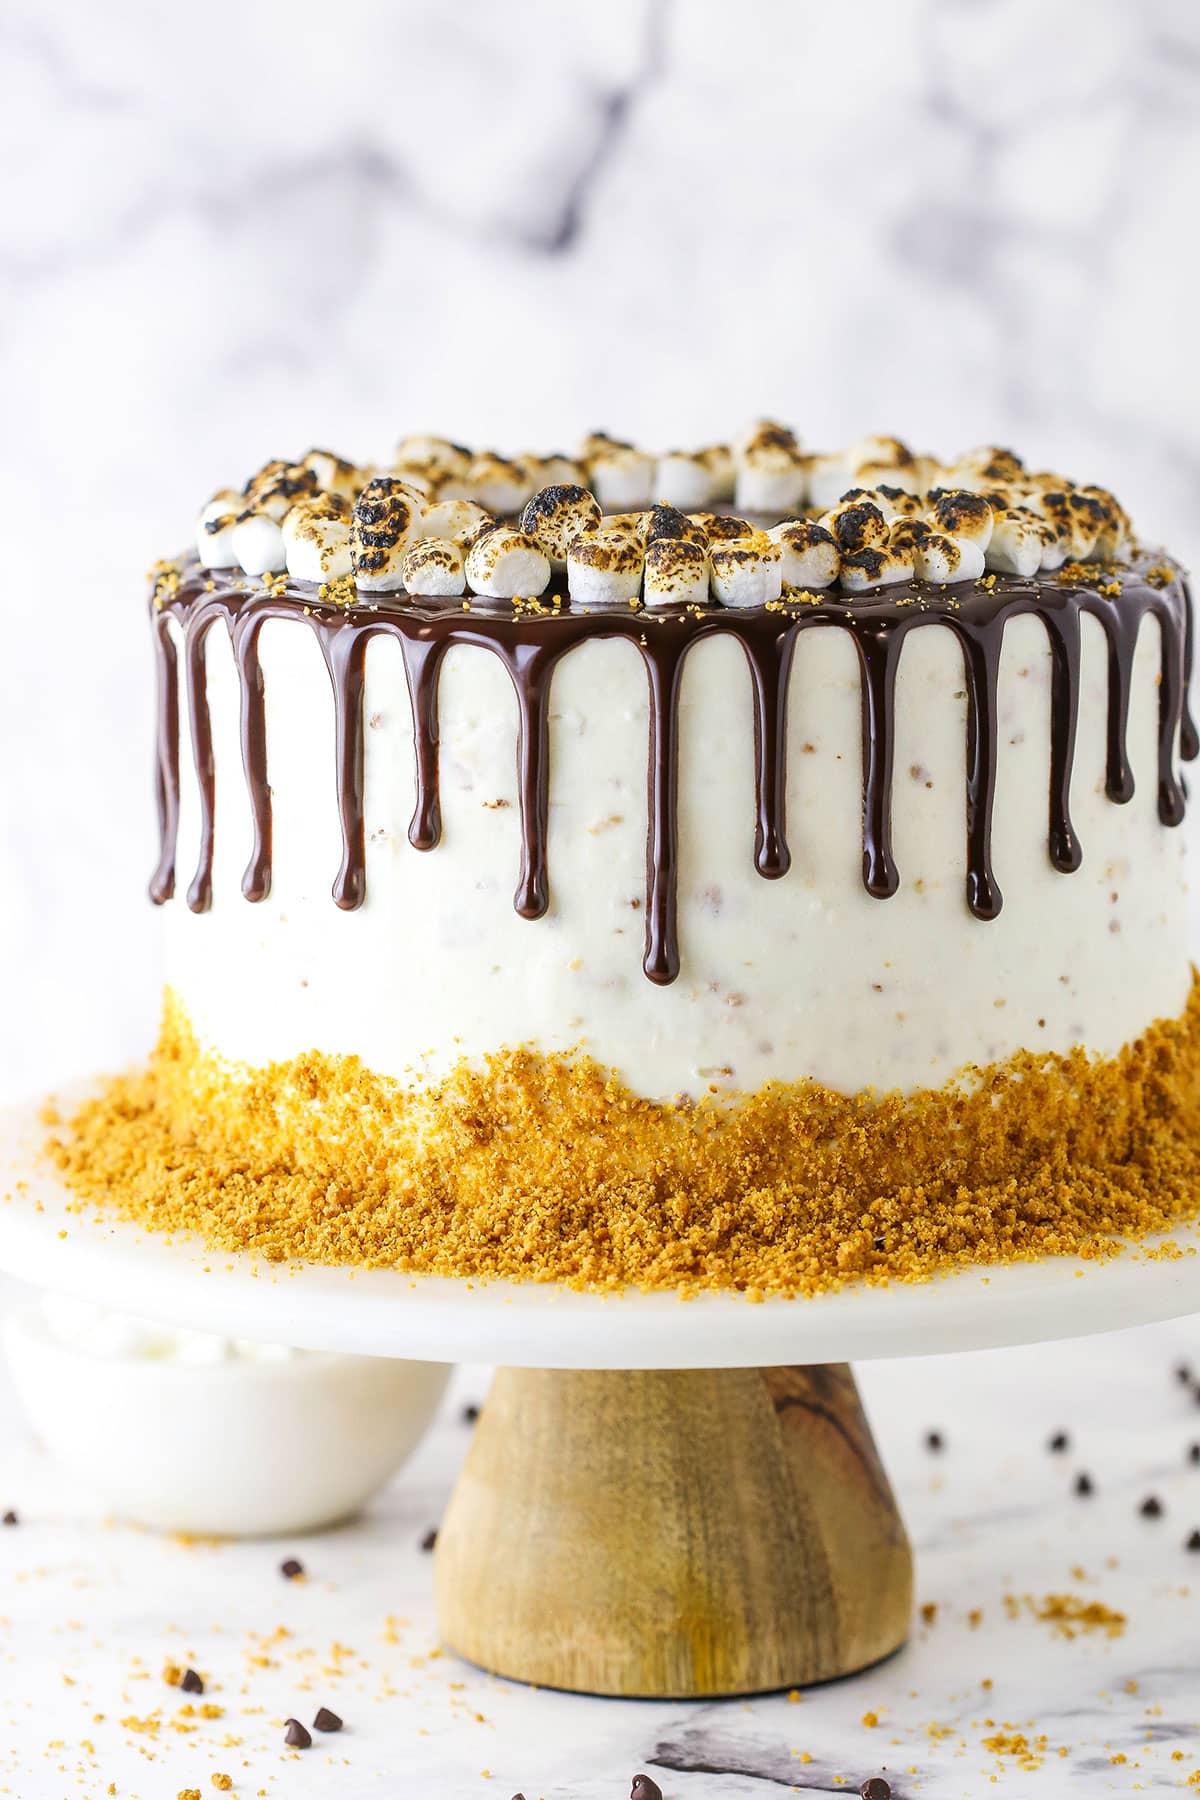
[
  {"xmin": 1074, "ymin": 1472, "xmax": 1094, "ymax": 1497},
  {"xmin": 313, "ymin": 1707, "xmax": 342, "ymax": 1732},
  {"xmin": 1, "ymin": 1510, "xmax": 17, "ymax": 1526},
  {"xmin": 284, "ymin": 1718, "xmax": 312, "ymax": 1749},
  {"xmin": 1048, "ymin": 1431, "xmax": 1069, "ymax": 1453},
  {"xmin": 860, "ymin": 1780, "xmax": 892, "ymax": 1800},
  {"xmin": 180, "ymin": 1668, "xmax": 204, "ymax": 1694},
  {"xmin": 280, "ymin": 1557, "xmax": 305, "ymax": 1579},
  {"xmin": 1187, "ymin": 1529, "xmax": 1200, "ymax": 1553},
  {"xmin": 630, "ymin": 1777, "xmax": 662, "ymax": 1800},
  {"xmin": 1140, "ymin": 1494, "xmax": 1164, "ymax": 1517},
  {"xmin": 1176, "ymin": 1362, "xmax": 1193, "ymax": 1385},
  {"xmin": 1189, "ymin": 1442, "xmax": 1200, "ymax": 1465},
  {"xmin": 420, "ymin": 1527, "xmax": 438, "ymax": 1553},
  {"xmin": 462, "ymin": 1403, "xmax": 481, "ymax": 1424},
  {"xmin": 924, "ymin": 1430, "xmax": 944, "ymax": 1452}
]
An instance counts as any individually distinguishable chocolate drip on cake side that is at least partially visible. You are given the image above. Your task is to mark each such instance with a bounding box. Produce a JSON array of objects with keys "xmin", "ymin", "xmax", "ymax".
[{"xmin": 149, "ymin": 559, "xmax": 1196, "ymax": 987}]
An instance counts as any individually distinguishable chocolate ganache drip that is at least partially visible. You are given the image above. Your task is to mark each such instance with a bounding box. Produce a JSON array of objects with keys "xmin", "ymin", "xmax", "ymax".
[{"xmin": 151, "ymin": 558, "xmax": 1197, "ymax": 986}]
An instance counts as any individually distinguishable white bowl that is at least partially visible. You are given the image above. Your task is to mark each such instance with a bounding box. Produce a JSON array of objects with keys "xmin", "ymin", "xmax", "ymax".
[{"xmin": 4, "ymin": 1297, "xmax": 451, "ymax": 1536}]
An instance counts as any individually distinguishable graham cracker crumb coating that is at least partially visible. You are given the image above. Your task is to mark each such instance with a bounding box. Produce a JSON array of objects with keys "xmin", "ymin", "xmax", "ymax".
[{"xmin": 48, "ymin": 982, "xmax": 1200, "ymax": 1297}]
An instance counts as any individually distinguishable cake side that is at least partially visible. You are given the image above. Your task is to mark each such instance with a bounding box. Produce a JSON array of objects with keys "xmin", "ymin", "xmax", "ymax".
[{"xmin": 157, "ymin": 561, "xmax": 1192, "ymax": 1098}]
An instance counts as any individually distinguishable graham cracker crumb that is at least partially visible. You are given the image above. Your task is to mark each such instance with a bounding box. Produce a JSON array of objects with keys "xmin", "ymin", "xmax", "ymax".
[{"xmin": 46, "ymin": 980, "xmax": 1200, "ymax": 1296}]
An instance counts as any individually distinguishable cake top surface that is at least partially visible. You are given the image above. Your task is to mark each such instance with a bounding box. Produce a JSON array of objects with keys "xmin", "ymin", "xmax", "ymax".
[{"xmin": 178, "ymin": 422, "xmax": 1147, "ymax": 609}]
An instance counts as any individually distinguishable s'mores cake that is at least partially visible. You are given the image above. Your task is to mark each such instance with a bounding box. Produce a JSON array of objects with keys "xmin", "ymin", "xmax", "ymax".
[{"xmin": 53, "ymin": 423, "xmax": 1200, "ymax": 1294}]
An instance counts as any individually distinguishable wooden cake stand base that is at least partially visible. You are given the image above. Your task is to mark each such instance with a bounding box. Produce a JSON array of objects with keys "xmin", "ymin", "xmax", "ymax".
[{"xmin": 435, "ymin": 1363, "xmax": 911, "ymax": 1696}]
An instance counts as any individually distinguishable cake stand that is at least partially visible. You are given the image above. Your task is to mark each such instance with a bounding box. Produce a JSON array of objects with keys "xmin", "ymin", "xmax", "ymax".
[{"xmin": 3, "ymin": 1092, "xmax": 1199, "ymax": 1699}]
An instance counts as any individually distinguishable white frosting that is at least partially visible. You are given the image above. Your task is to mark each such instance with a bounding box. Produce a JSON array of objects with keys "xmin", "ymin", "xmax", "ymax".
[{"xmin": 161, "ymin": 600, "xmax": 1190, "ymax": 1105}]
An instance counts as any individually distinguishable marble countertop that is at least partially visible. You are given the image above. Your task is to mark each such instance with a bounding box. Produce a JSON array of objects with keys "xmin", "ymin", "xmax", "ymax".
[{"xmin": 1, "ymin": 1279, "xmax": 1198, "ymax": 1798}]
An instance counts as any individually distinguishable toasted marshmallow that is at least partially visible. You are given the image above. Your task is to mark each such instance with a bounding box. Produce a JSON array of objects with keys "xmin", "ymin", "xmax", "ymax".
[
  {"xmin": 468, "ymin": 453, "xmax": 535, "ymax": 515},
  {"xmin": 520, "ymin": 485, "xmax": 603, "ymax": 568},
  {"xmin": 231, "ymin": 511, "xmax": 287, "ymax": 576},
  {"xmin": 196, "ymin": 491, "xmax": 242, "ymax": 568},
  {"xmin": 302, "ymin": 448, "xmax": 363, "ymax": 502},
  {"xmin": 907, "ymin": 527, "xmax": 985, "ymax": 585},
  {"xmin": 601, "ymin": 511, "xmax": 651, "ymax": 541},
  {"xmin": 350, "ymin": 478, "xmax": 426, "ymax": 592},
  {"xmin": 985, "ymin": 509, "xmax": 1045, "ymax": 578},
  {"xmin": 282, "ymin": 495, "xmax": 353, "ymax": 582},
  {"xmin": 839, "ymin": 539, "xmax": 917, "ymax": 592},
  {"xmin": 464, "ymin": 526, "xmax": 551, "ymax": 599},
  {"xmin": 524, "ymin": 454, "xmax": 586, "ymax": 491},
  {"xmin": 846, "ymin": 433, "xmax": 915, "ymax": 474},
  {"xmin": 567, "ymin": 529, "xmax": 644, "ymax": 607},
  {"xmin": 655, "ymin": 450, "xmax": 717, "ymax": 511},
  {"xmin": 806, "ymin": 453, "xmax": 856, "ymax": 511},
  {"xmin": 242, "ymin": 461, "xmax": 319, "ymax": 520},
  {"xmin": 709, "ymin": 533, "xmax": 784, "ymax": 608},
  {"xmin": 688, "ymin": 512, "xmax": 753, "ymax": 542},
  {"xmin": 927, "ymin": 490, "xmax": 994, "ymax": 553},
  {"xmin": 936, "ymin": 445, "xmax": 1026, "ymax": 494},
  {"xmin": 403, "ymin": 537, "xmax": 467, "ymax": 597},
  {"xmin": 1081, "ymin": 485, "xmax": 1132, "ymax": 560},
  {"xmin": 1036, "ymin": 489, "xmax": 1098, "ymax": 560},
  {"xmin": 588, "ymin": 443, "xmax": 656, "ymax": 511},
  {"xmin": 645, "ymin": 503, "xmax": 709, "ymax": 548},
  {"xmin": 734, "ymin": 421, "xmax": 806, "ymax": 514},
  {"xmin": 768, "ymin": 519, "xmax": 841, "ymax": 589},
  {"xmin": 821, "ymin": 498, "xmax": 890, "ymax": 556},
  {"xmin": 697, "ymin": 444, "xmax": 736, "ymax": 501},
  {"xmin": 395, "ymin": 435, "xmax": 471, "ymax": 479},
  {"xmin": 644, "ymin": 538, "xmax": 709, "ymax": 608},
  {"xmin": 420, "ymin": 498, "xmax": 494, "ymax": 545},
  {"xmin": 872, "ymin": 484, "xmax": 924, "ymax": 522}
]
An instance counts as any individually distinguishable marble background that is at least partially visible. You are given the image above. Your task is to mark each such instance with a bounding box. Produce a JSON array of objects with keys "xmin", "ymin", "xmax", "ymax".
[{"xmin": 2, "ymin": 0, "xmax": 1199, "ymax": 1096}]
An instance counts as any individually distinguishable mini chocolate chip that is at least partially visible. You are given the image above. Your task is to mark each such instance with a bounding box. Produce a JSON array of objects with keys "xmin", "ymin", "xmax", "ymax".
[
  {"xmin": 1140, "ymin": 1495, "xmax": 1164, "ymax": 1518},
  {"xmin": 1048, "ymin": 1431, "xmax": 1069, "ymax": 1453},
  {"xmin": 1187, "ymin": 1529, "xmax": 1200, "ymax": 1553},
  {"xmin": 280, "ymin": 1557, "xmax": 305, "ymax": 1579},
  {"xmin": 284, "ymin": 1718, "xmax": 312, "ymax": 1748},
  {"xmin": 861, "ymin": 1781, "xmax": 892, "ymax": 1800},
  {"xmin": 1074, "ymin": 1472, "xmax": 1094, "ymax": 1497},
  {"xmin": 924, "ymin": 1430, "xmax": 944, "ymax": 1452},
  {"xmin": 420, "ymin": 1527, "xmax": 438, "ymax": 1553},
  {"xmin": 1, "ymin": 1510, "xmax": 17, "ymax": 1526},
  {"xmin": 1176, "ymin": 1362, "xmax": 1192, "ymax": 1385},
  {"xmin": 462, "ymin": 1403, "xmax": 481, "ymax": 1424},
  {"xmin": 180, "ymin": 1668, "xmax": 204, "ymax": 1694},
  {"xmin": 631, "ymin": 1778, "xmax": 662, "ymax": 1800},
  {"xmin": 313, "ymin": 1706, "xmax": 342, "ymax": 1732},
  {"xmin": 1189, "ymin": 1443, "xmax": 1200, "ymax": 1465}
]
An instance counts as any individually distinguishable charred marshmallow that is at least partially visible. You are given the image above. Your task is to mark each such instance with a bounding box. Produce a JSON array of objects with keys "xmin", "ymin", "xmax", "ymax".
[
  {"xmin": 282, "ymin": 495, "xmax": 353, "ymax": 582},
  {"xmin": 734, "ymin": 421, "xmax": 806, "ymax": 514},
  {"xmin": 520, "ymin": 485, "xmax": 603, "ymax": 568},
  {"xmin": 567, "ymin": 528, "xmax": 644, "ymax": 607},
  {"xmin": 709, "ymin": 533, "xmax": 784, "ymax": 607},
  {"xmin": 644, "ymin": 538, "xmax": 709, "ymax": 608},
  {"xmin": 768, "ymin": 519, "xmax": 841, "ymax": 589},
  {"xmin": 350, "ymin": 478, "xmax": 426, "ymax": 593},
  {"xmin": 403, "ymin": 537, "xmax": 467, "ymax": 597}
]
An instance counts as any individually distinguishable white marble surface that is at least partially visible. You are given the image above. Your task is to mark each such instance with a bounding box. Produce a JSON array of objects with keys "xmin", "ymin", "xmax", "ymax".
[
  {"xmin": 3, "ymin": 0, "xmax": 1200, "ymax": 1098},
  {"xmin": 0, "ymin": 1281, "xmax": 1199, "ymax": 1798}
]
